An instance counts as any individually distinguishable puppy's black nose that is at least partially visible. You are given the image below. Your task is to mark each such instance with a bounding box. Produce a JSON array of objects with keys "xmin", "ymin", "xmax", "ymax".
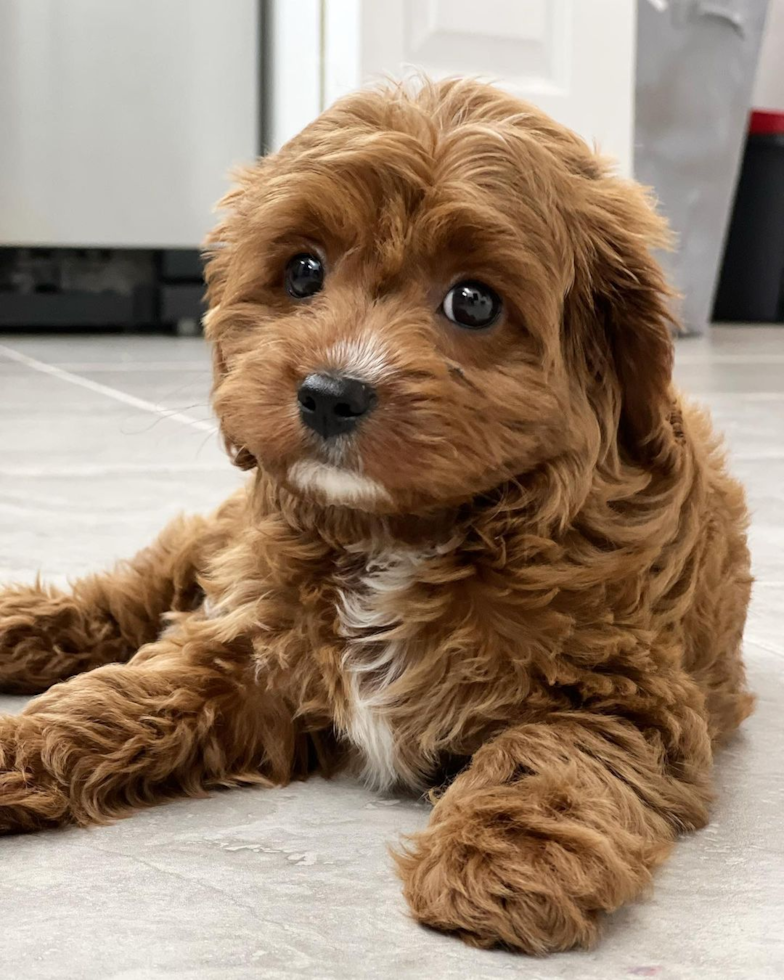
[{"xmin": 297, "ymin": 374, "xmax": 377, "ymax": 440}]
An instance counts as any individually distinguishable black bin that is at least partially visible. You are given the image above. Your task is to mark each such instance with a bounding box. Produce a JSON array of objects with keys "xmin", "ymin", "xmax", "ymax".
[{"xmin": 714, "ymin": 111, "xmax": 784, "ymax": 323}]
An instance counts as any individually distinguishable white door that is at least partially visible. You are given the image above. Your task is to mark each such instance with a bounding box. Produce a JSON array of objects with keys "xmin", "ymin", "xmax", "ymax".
[{"xmin": 269, "ymin": 0, "xmax": 637, "ymax": 177}]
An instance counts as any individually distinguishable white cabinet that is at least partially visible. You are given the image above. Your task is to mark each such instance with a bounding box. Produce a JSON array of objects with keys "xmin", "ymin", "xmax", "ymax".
[{"xmin": 0, "ymin": 0, "xmax": 259, "ymax": 249}]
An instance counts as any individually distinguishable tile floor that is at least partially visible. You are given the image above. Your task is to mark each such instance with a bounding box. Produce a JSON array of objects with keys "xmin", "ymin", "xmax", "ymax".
[{"xmin": 0, "ymin": 327, "xmax": 782, "ymax": 980}]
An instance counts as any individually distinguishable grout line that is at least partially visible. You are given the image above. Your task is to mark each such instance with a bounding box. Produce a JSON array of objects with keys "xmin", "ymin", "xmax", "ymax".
[
  {"xmin": 744, "ymin": 636, "xmax": 784, "ymax": 660},
  {"xmin": 731, "ymin": 451, "xmax": 784, "ymax": 461},
  {"xmin": 694, "ymin": 392, "xmax": 784, "ymax": 402},
  {"xmin": 24, "ymin": 361, "xmax": 211, "ymax": 373},
  {"xmin": 0, "ymin": 344, "xmax": 218, "ymax": 435},
  {"xmin": 0, "ymin": 462, "xmax": 229, "ymax": 478},
  {"xmin": 676, "ymin": 354, "xmax": 784, "ymax": 365}
]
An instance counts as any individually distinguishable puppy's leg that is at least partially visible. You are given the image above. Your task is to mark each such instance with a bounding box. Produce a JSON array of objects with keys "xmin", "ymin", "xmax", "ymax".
[
  {"xmin": 0, "ymin": 512, "xmax": 212, "ymax": 694},
  {"xmin": 397, "ymin": 711, "xmax": 712, "ymax": 953},
  {"xmin": 0, "ymin": 616, "xmax": 297, "ymax": 833}
]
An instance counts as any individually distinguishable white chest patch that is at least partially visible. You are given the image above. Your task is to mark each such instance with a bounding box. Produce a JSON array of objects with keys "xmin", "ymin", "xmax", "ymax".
[{"xmin": 337, "ymin": 549, "xmax": 428, "ymax": 792}]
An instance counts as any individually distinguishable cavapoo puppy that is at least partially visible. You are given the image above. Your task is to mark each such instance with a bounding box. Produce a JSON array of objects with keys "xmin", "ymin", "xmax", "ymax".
[{"xmin": 0, "ymin": 79, "xmax": 752, "ymax": 954}]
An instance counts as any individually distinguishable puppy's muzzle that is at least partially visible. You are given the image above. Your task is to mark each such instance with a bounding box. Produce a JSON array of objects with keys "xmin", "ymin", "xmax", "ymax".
[{"xmin": 297, "ymin": 373, "xmax": 377, "ymax": 440}]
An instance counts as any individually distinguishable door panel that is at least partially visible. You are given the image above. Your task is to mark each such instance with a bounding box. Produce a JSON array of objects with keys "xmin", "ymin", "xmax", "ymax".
[
  {"xmin": 324, "ymin": 0, "xmax": 636, "ymax": 175},
  {"xmin": 407, "ymin": 0, "xmax": 555, "ymax": 82}
]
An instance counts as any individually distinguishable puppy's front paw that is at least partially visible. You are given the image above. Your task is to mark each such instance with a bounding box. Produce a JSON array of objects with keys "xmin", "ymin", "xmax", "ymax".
[
  {"xmin": 395, "ymin": 824, "xmax": 600, "ymax": 954},
  {"xmin": 0, "ymin": 717, "xmax": 69, "ymax": 834},
  {"xmin": 394, "ymin": 770, "xmax": 666, "ymax": 954}
]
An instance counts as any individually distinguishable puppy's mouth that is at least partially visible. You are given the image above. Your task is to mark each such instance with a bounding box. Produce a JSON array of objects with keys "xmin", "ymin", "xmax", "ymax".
[
  {"xmin": 287, "ymin": 459, "xmax": 391, "ymax": 507},
  {"xmin": 288, "ymin": 370, "xmax": 389, "ymax": 507}
]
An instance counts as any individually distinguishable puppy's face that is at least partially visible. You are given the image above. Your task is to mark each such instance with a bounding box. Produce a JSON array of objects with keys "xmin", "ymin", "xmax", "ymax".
[{"xmin": 205, "ymin": 81, "xmax": 675, "ymax": 515}]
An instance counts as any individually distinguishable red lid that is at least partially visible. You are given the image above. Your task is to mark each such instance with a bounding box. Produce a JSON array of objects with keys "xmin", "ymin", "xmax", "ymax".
[{"xmin": 750, "ymin": 110, "xmax": 784, "ymax": 135}]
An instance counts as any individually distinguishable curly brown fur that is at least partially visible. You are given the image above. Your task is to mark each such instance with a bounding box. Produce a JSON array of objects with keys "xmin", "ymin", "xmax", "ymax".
[
  {"xmin": 0, "ymin": 513, "xmax": 215, "ymax": 694},
  {"xmin": 0, "ymin": 78, "xmax": 752, "ymax": 954}
]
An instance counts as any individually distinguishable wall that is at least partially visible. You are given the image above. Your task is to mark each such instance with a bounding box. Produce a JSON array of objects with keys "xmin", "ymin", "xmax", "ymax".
[{"xmin": 753, "ymin": 0, "xmax": 784, "ymax": 111}]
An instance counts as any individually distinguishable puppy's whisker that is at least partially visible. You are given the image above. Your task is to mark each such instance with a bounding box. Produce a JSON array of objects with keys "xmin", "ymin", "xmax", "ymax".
[{"xmin": 194, "ymin": 429, "xmax": 220, "ymax": 459}]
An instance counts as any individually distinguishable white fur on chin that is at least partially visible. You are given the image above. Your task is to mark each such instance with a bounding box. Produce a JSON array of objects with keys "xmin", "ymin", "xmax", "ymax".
[{"xmin": 288, "ymin": 460, "xmax": 391, "ymax": 506}]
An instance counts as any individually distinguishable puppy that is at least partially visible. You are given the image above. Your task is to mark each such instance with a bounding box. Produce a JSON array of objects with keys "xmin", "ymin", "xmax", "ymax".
[{"xmin": 0, "ymin": 79, "xmax": 753, "ymax": 954}]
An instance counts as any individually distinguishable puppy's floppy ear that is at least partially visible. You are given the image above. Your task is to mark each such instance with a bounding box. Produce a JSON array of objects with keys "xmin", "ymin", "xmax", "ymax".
[
  {"xmin": 202, "ymin": 321, "xmax": 258, "ymax": 472},
  {"xmin": 201, "ymin": 164, "xmax": 263, "ymax": 473},
  {"xmin": 565, "ymin": 172, "xmax": 679, "ymax": 467},
  {"xmin": 215, "ymin": 332, "xmax": 257, "ymax": 472},
  {"xmin": 226, "ymin": 443, "xmax": 258, "ymax": 471}
]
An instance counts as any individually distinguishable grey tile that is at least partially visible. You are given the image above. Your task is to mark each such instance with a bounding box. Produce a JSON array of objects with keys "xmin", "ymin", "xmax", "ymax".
[
  {"xmin": 745, "ymin": 584, "xmax": 784, "ymax": 658},
  {"xmin": 674, "ymin": 360, "xmax": 784, "ymax": 396},
  {"xmin": 1, "ymin": 334, "xmax": 211, "ymax": 367},
  {"xmin": 747, "ymin": 527, "xmax": 784, "ymax": 584},
  {"xmin": 0, "ymin": 363, "xmax": 214, "ymax": 417},
  {"xmin": 702, "ymin": 400, "xmax": 784, "ymax": 461},
  {"xmin": 0, "ymin": 705, "xmax": 780, "ymax": 980},
  {"xmin": 726, "ymin": 458, "xmax": 784, "ymax": 583},
  {"xmin": 0, "ymin": 693, "xmax": 25, "ymax": 716},
  {"xmin": 76, "ymin": 367, "xmax": 215, "ymax": 413},
  {"xmin": 695, "ymin": 324, "xmax": 784, "ymax": 357},
  {"xmin": 0, "ymin": 468, "xmax": 243, "ymax": 584},
  {"xmin": 732, "ymin": 458, "xmax": 784, "ymax": 526},
  {"xmin": 674, "ymin": 326, "xmax": 784, "ymax": 395},
  {"xmin": 0, "ymin": 341, "xmax": 238, "ymax": 585},
  {"xmin": 0, "ymin": 411, "xmax": 224, "ymax": 471}
]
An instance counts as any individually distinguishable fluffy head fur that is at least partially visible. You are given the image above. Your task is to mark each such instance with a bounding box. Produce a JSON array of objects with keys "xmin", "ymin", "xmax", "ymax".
[
  {"xmin": 0, "ymin": 79, "xmax": 752, "ymax": 956},
  {"xmin": 204, "ymin": 78, "xmax": 679, "ymax": 521}
]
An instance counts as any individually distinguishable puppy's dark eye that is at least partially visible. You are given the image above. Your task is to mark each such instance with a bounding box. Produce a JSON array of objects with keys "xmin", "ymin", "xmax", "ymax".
[
  {"xmin": 285, "ymin": 253, "xmax": 324, "ymax": 299},
  {"xmin": 441, "ymin": 280, "xmax": 501, "ymax": 330}
]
